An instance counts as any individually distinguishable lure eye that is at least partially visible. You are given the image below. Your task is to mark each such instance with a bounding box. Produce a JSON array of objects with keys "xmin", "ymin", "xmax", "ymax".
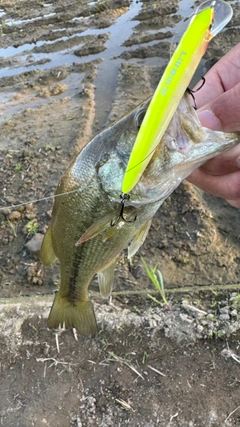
[{"xmin": 134, "ymin": 109, "xmax": 146, "ymax": 130}]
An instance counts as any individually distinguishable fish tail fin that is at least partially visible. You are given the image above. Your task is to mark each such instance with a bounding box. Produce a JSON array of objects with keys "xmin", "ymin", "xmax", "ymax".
[
  {"xmin": 41, "ymin": 224, "xmax": 57, "ymax": 266},
  {"xmin": 48, "ymin": 292, "xmax": 98, "ymax": 337}
]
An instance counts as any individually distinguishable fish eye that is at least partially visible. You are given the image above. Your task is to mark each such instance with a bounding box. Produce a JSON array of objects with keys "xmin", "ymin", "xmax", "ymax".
[{"xmin": 134, "ymin": 109, "xmax": 146, "ymax": 130}]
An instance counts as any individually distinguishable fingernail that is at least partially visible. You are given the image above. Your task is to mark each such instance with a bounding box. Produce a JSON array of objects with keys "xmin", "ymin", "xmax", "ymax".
[{"xmin": 197, "ymin": 109, "xmax": 222, "ymax": 131}]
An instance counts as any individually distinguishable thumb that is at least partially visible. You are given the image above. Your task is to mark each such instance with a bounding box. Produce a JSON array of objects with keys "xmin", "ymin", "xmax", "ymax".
[{"xmin": 197, "ymin": 83, "xmax": 240, "ymax": 133}]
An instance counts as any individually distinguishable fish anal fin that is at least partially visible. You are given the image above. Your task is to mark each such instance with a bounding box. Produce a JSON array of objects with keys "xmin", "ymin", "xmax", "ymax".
[
  {"xmin": 48, "ymin": 292, "xmax": 97, "ymax": 337},
  {"xmin": 41, "ymin": 225, "xmax": 57, "ymax": 266},
  {"xmin": 98, "ymin": 259, "xmax": 117, "ymax": 298},
  {"xmin": 128, "ymin": 219, "xmax": 152, "ymax": 258}
]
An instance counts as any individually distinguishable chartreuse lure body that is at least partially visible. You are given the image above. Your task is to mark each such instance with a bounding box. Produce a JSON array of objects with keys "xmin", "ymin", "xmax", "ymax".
[{"xmin": 121, "ymin": 0, "xmax": 233, "ymax": 194}]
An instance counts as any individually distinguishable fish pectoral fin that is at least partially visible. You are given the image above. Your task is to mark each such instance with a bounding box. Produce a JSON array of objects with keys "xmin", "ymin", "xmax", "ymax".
[
  {"xmin": 40, "ymin": 224, "xmax": 57, "ymax": 266},
  {"xmin": 75, "ymin": 211, "xmax": 116, "ymax": 246},
  {"xmin": 48, "ymin": 292, "xmax": 97, "ymax": 337},
  {"xmin": 98, "ymin": 259, "xmax": 117, "ymax": 298},
  {"xmin": 128, "ymin": 219, "xmax": 152, "ymax": 258}
]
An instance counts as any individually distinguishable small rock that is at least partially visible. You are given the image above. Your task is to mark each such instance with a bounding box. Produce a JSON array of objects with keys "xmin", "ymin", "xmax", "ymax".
[
  {"xmin": 196, "ymin": 324, "xmax": 204, "ymax": 333},
  {"xmin": 9, "ymin": 211, "xmax": 21, "ymax": 221},
  {"xmin": 219, "ymin": 313, "xmax": 230, "ymax": 321},
  {"xmin": 230, "ymin": 292, "xmax": 238, "ymax": 300},
  {"xmin": 26, "ymin": 203, "xmax": 34, "ymax": 210},
  {"xmin": 207, "ymin": 314, "xmax": 215, "ymax": 320},
  {"xmin": 5, "ymin": 196, "xmax": 15, "ymax": 204},
  {"xmin": 25, "ymin": 233, "xmax": 44, "ymax": 254},
  {"xmin": 182, "ymin": 300, "xmax": 207, "ymax": 318},
  {"xmin": 181, "ymin": 204, "xmax": 189, "ymax": 214},
  {"xmin": 230, "ymin": 309, "xmax": 238, "ymax": 317},
  {"xmin": 2, "ymin": 208, "xmax": 11, "ymax": 216},
  {"xmin": 32, "ymin": 276, "xmax": 43, "ymax": 285},
  {"xmin": 179, "ymin": 313, "xmax": 193, "ymax": 323},
  {"xmin": 219, "ymin": 306, "xmax": 229, "ymax": 314},
  {"xmin": 25, "ymin": 212, "xmax": 36, "ymax": 220}
]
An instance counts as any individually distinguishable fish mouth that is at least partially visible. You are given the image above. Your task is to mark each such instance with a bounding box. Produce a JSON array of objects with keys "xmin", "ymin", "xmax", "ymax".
[
  {"xmin": 125, "ymin": 95, "xmax": 240, "ymax": 206},
  {"xmin": 97, "ymin": 92, "xmax": 239, "ymax": 209}
]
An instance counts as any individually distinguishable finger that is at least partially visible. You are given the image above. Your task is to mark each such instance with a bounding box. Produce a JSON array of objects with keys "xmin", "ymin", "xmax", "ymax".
[
  {"xmin": 193, "ymin": 144, "xmax": 240, "ymax": 176},
  {"xmin": 194, "ymin": 43, "xmax": 240, "ymax": 109},
  {"xmin": 187, "ymin": 169, "xmax": 240, "ymax": 201},
  {"xmin": 226, "ymin": 198, "xmax": 240, "ymax": 209},
  {"xmin": 197, "ymin": 82, "xmax": 240, "ymax": 132}
]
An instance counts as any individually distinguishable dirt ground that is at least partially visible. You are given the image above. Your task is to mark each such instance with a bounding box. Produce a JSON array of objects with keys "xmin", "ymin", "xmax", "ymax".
[{"xmin": 1, "ymin": 0, "xmax": 240, "ymax": 425}]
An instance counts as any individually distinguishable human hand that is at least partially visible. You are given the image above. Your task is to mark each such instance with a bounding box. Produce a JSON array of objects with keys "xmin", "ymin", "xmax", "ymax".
[{"xmin": 187, "ymin": 43, "xmax": 240, "ymax": 208}]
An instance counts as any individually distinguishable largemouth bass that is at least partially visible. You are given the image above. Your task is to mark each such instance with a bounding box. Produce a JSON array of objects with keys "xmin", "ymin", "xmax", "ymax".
[{"xmin": 41, "ymin": 92, "xmax": 239, "ymax": 337}]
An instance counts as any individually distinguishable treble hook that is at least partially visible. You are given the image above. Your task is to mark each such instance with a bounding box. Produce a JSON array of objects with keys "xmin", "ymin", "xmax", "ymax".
[
  {"xmin": 111, "ymin": 193, "xmax": 137, "ymax": 227},
  {"xmin": 187, "ymin": 76, "xmax": 206, "ymax": 110}
]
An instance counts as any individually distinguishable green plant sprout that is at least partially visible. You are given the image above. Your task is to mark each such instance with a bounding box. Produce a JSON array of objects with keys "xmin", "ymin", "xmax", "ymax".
[
  {"xmin": 141, "ymin": 257, "xmax": 170, "ymax": 308},
  {"xmin": 233, "ymin": 294, "xmax": 240, "ymax": 309},
  {"xmin": 26, "ymin": 220, "xmax": 38, "ymax": 235},
  {"xmin": 45, "ymin": 143, "xmax": 53, "ymax": 151},
  {"xmin": 14, "ymin": 163, "xmax": 21, "ymax": 171},
  {"xmin": 8, "ymin": 220, "xmax": 17, "ymax": 237},
  {"xmin": 142, "ymin": 351, "xmax": 148, "ymax": 364}
]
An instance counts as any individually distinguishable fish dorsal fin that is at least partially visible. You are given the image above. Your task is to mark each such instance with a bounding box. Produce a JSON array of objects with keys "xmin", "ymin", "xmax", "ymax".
[
  {"xmin": 98, "ymin": 259, "xmax": 117, "ymax": 298},
  {"xmin": 128, "ymin": 219, "xmax": 152, "ymax": 259}
]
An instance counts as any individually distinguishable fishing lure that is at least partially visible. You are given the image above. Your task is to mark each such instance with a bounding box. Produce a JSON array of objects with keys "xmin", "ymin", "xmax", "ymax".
[{"xmin": 121, "ymin": 0, "xmax": 233, "ymax": 194}]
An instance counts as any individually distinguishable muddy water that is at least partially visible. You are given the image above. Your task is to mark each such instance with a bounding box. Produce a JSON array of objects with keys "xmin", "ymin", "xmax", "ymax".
[
  {"xmin": 0, "ymin": 0, "xmax": 197, "ymax": 127},
  {"xmin": 0, "ymin": 0, "xmax": 237, "ymax": 131}
]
